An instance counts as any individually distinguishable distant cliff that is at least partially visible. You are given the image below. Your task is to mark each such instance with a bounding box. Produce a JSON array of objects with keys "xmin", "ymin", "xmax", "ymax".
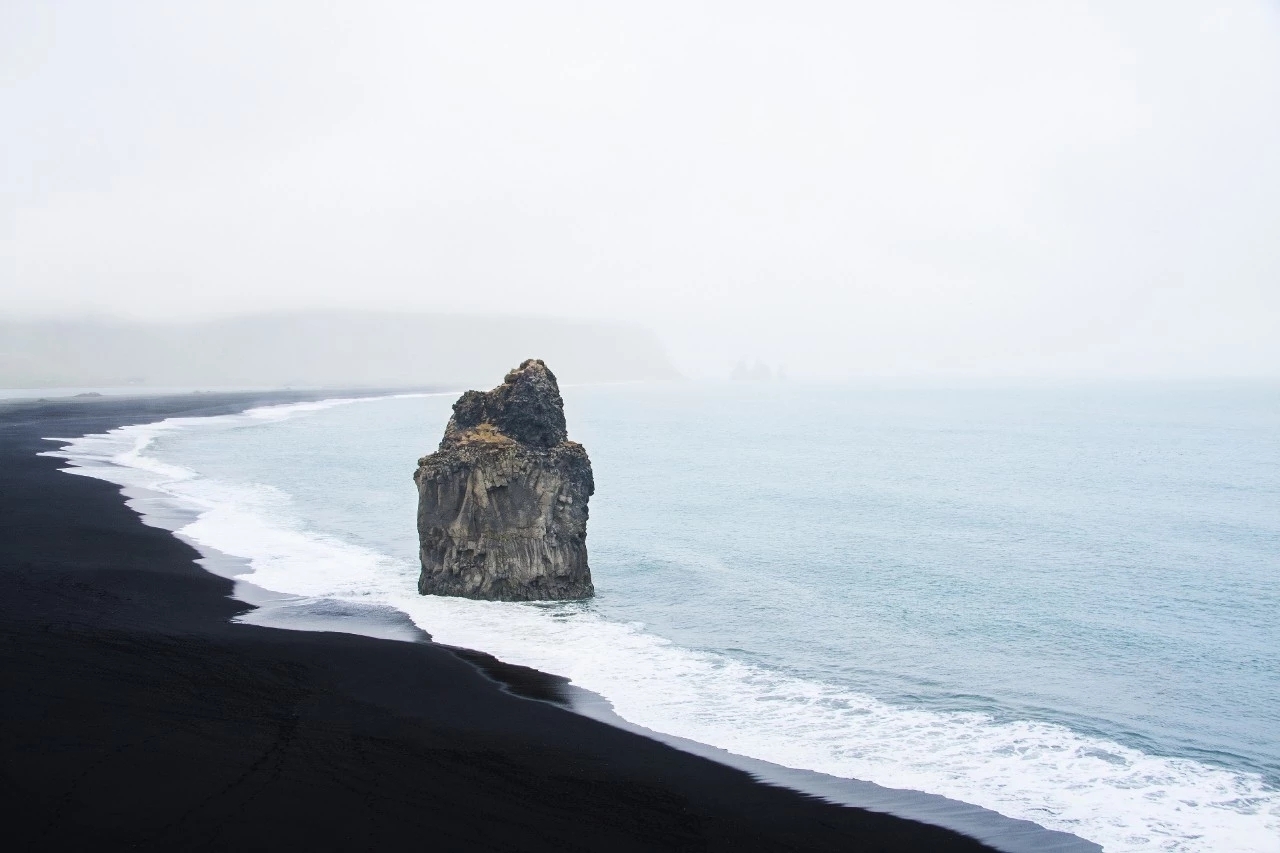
[
  {"xmin": 0, "ymin": 313, "xmax": 679, "ymax": 388},
  {"xmin": 414, "ymin": 359, "xmax": 594, "ymax": 601}
]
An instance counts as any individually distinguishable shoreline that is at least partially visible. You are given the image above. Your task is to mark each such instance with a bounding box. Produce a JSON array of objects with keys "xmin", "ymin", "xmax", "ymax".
[
  {"xmin": 59, "ymin": 408, "xmax": 1095, "ymax": 853},
  {"xmin": 2, "ymin": 390, "xmax": 1077, "ymax": 851}
]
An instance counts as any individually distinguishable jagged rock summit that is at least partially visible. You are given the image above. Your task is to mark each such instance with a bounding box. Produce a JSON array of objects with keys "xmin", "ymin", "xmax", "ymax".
[{"xmin": 414, "ymin": 359, "xmax": 594, "ymax": 601}]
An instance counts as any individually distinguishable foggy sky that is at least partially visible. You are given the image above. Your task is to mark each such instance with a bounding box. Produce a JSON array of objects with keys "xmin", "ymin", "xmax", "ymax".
[{"xmin": 4, "ymin": 1, "xmax": 1279, "ymax": 378}]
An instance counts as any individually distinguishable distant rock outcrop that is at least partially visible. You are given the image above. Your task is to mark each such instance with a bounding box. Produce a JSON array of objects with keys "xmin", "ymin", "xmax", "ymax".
[
  {"xmin": 731, "ymin": 359, "xmax": 776, "ymax": 381},
  {"xmin": 413, "ymin": 359, "xmax": 594, "ymax": 601}
]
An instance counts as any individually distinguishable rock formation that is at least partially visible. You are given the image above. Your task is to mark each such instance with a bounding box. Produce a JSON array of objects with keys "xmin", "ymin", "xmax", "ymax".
[{"xmin": 414, "ymin": 359, "xmax": 594, "ymax": 601}]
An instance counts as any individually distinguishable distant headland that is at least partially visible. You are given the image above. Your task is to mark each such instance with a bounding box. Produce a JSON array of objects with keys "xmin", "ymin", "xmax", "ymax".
[{"xmin": 0, "ymin": 312, "xmax": 679, "ymax": 388}]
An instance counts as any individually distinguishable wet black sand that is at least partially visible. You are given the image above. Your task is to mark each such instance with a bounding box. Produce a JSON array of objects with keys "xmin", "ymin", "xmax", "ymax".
[{"xmin": 0, "ymin": 392, "xmax": 998, "ymax": 852}]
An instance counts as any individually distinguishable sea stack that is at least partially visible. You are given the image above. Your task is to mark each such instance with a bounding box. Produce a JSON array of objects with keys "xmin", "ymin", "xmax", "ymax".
[{"xmin": 414, "ymin": 359, "xmax": 595, "ymax": 601}]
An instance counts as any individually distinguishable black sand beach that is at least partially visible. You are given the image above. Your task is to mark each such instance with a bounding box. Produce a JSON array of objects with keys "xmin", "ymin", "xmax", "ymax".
[{"xmin": 0, "ymin": 392, "xmax": 996, "ymax": 852}]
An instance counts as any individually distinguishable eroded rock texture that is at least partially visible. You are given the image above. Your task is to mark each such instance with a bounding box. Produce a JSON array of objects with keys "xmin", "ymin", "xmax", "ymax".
[{"xmin": 414, "ymin": 359, "xmax": 594, "ymax": 601}]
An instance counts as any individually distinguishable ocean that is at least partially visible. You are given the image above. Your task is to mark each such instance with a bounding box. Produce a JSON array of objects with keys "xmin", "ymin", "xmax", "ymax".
[{"xmin": 48, "ymin": 381, "xmax": 1280, "ymax": 852}]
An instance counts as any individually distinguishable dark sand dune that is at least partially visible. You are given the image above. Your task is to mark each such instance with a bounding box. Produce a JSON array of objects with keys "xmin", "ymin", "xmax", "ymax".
[{"xmin": 0, "ymin": 393, "xmax": 993, "ymax": 852}]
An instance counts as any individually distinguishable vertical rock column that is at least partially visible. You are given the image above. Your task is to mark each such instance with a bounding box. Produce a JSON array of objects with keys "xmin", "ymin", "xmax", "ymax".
[{"xmin": 413, "ymin": 359, "xmax": 595, "ymax": 601}]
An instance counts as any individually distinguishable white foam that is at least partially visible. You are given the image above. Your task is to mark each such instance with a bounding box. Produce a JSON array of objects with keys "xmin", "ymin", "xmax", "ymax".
[{"xmin": 43, "ymin": 397, "xmax": 1280, "ymax": 853}]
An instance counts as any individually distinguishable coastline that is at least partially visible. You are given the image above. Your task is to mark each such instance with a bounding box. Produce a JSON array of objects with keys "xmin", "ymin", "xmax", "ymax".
[{"xmin": 0, "ymin": 390, "xmax": 1006, "ymax": 851}]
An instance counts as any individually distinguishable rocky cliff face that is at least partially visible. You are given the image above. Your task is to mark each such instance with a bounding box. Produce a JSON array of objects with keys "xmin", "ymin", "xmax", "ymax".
[{"xmin": 414, "ymin": 360, "xmax": 594, "ymax": 601}]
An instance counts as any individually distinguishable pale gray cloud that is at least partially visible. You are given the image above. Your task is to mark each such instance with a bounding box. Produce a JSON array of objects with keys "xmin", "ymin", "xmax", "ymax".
[{"xmin": 4, "ymin": 1, "xmax": 1279, "ymax": 377}]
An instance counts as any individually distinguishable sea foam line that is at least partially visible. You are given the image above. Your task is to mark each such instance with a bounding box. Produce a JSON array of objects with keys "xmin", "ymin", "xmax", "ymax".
[{"xmin": 42, "ymin": 396, "xmax": 1280, "ymax": 853}]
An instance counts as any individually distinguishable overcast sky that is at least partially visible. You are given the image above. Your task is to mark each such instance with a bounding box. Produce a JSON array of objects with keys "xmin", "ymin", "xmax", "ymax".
[{"xmin": 4, "ymin": 1, "xmax": 1279, "ymax": 378}]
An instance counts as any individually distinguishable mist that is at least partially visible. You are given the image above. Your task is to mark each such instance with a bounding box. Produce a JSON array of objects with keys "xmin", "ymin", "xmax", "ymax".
[{"xmin": 4, "ymin": 1, "xmax": 1279, "ymax": 379}]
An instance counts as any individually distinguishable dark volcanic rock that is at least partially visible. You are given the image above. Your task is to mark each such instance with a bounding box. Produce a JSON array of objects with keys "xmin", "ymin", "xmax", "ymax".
[{"xmin": 414, "ymin": 360, "xmax": 594, "ymax": 601}]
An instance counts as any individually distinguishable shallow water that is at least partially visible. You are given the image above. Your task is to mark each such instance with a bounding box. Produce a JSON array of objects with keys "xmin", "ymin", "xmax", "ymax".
[{"xmin": 49, "ymin": 381, "xmax": 1280, "ymax": 852}]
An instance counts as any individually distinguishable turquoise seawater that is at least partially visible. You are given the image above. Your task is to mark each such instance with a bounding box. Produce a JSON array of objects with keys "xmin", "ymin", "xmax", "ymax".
[{"xmin": 113, "ymin": 381, "xmax": 1279, "ymax": 851}]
